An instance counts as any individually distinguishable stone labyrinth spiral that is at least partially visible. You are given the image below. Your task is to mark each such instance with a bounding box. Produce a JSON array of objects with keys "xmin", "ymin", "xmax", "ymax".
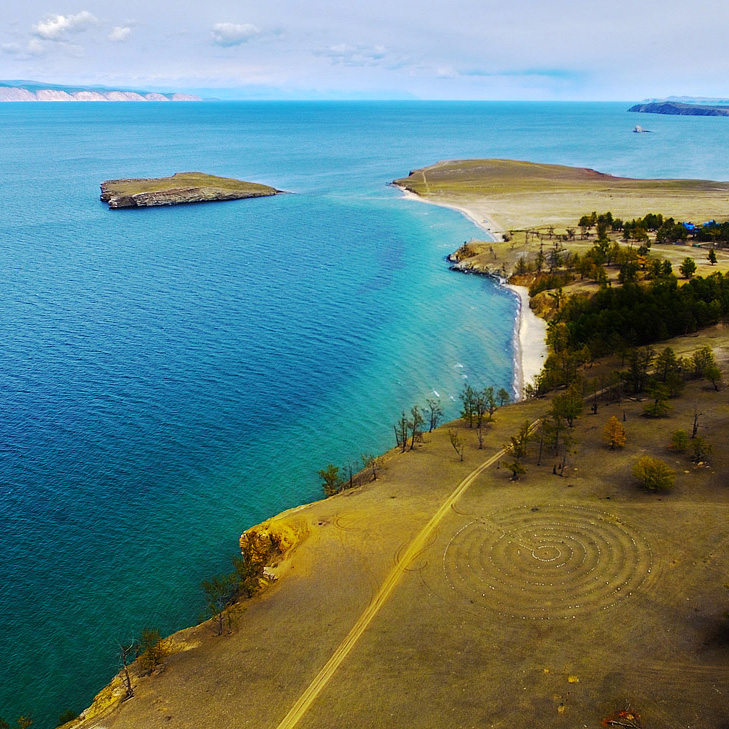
[{"xmin": 442, "ymin": 505, "xmax": 652, "ymax": 620}]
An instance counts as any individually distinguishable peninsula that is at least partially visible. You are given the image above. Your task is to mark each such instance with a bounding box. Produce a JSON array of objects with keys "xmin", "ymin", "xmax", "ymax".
[
  {"xmin": 100, "ymin": 172, "xmax": 280, "ymax": 209},
  {"xmin": 393, "ymin": 159, "xmax": 729, "ymax": 240},
  {"xmin": 628, "ymin": 101, "xmax": 729, "ymax": 116}
]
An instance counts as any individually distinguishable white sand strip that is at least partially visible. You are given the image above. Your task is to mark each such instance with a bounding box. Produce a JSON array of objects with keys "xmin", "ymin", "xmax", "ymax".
[{"xmin": 504, "ymin": 284, "xmax": 548, "ymax": 399}]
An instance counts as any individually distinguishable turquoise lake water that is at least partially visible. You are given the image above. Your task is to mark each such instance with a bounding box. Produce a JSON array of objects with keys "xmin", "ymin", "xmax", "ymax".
[{"xmin": 2, "ymin": 102, "xmax": 729, "ymax": 726}]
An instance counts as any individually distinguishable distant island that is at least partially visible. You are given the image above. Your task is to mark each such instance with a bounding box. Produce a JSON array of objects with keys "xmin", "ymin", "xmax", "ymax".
[
  {"xmin": 629, "ymin": 101, "xmax": 729, "ymax": 116},
  {"xmin": 100, "ymin": 172, "xmax": 279, "ymax": 209},
  {"xmin": 0, "ymin": 80, "xmax": 201, "ymax": 102}
]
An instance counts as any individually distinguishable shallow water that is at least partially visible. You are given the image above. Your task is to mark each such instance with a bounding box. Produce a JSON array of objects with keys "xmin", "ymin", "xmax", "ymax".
[{"xmin": 1, "ymin": 101, "xmax": 729, "ymax": 726}]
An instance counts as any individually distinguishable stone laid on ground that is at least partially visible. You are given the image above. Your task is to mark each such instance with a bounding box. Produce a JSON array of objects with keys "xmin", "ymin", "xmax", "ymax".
[{"xmin": 100, "ymin": 172, "xmax": 280, "ymax": 209}]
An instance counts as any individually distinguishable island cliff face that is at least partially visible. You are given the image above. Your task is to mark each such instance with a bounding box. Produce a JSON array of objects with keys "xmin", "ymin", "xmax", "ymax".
[
  {"xmin": 628, "ymin": 101, "xmax": 729, "ymax": 116},
  {"xmin": 100, "ymin": 172, "xmax": 279, "ymax": 209}
]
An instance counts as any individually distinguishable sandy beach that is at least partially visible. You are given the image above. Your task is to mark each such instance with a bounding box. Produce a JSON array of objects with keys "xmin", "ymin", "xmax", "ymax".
[{"xmin": 504, "ymin": 283, "xmax": 548, "ymax": 397}]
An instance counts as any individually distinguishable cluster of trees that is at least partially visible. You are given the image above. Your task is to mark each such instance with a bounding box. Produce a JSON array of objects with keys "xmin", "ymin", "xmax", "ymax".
[
  {"xmin": 317, "ymin": 453, "xmax": 384, "ymax": 497},
  {"xmin": 460, "ymin": 384, "xmax": 511, "ymax": 450},
  {"xmin": 201, "ymin": 531, "xmax": 283, "ymax": 636},
  {"xmin": 502, "ymin": 419, "xmax": 532, "ymax": 480},
  {"xmin": 693, "ymin": 220, "xmax": 729, "ymax": 246},
  {"xmin": 521, "ymin": 232, "xmax": 693, "ymax": 300},
  {"xmin": 670, "ymin": 427, "xmax": 712, "ymax": 464},
  {"xmin": 528, "ymin": 274, "xmax": 729, "ymax": 394},
  {"xmin": 502, "ymin": 383, "xmax": 584, "ymax": 481},
  {"xmin": 576, "ymin": 209, "xmax": 725, "ymax": 248},
  {"xmin": 459, "ymin": 385, "xmax": 510, "ymax": 427}
]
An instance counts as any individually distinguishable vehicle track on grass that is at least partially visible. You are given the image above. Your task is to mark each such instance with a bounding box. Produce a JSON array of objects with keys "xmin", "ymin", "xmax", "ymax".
[{"xmin": 274, "ymin": 424, "xmax": 539, "ymax": 729}]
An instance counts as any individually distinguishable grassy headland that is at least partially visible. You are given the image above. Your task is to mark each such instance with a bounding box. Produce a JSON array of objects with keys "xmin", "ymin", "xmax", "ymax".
[
  {"xmin": 100, "ymin": 172, "xmax": 279, "ymax": 208},
  {"xmin": 393, "ymin": 159, "xmax": 729, "ymax": 237}
]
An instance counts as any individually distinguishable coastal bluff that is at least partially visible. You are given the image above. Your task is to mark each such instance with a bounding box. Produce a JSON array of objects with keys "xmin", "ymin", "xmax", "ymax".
[{"xmin": 100, "ymin": 172, "xmax": 279, "ymax": 209}]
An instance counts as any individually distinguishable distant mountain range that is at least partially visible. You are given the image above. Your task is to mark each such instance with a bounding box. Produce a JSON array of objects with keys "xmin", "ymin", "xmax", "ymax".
[{"xmin": 0, "ymin": 80, "xmax": 201, "ymax": 102}]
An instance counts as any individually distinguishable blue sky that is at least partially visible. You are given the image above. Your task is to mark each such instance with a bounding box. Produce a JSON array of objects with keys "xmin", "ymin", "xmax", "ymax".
[{"xmin": 2, "ymin": 1, "xmax": 728, "ymax": 100}]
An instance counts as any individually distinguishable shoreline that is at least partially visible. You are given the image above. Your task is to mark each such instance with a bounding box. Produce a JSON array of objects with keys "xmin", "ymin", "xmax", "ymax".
[
  {"xmin": 394, "ymin": 184, "xmax": 547, "ymax": 399},
  {"xmin": 504, "ymin": 283, "xmax": 548, "ymax": 397},
  {"xmin": 392, "ymin": 183, "xmax": 505, "ymax": 241}
]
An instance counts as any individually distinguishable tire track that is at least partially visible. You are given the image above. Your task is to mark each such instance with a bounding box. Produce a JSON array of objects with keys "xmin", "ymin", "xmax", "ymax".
[{"xmin": 274, "ymin": 432, "xmax": 529, "ymax": 729}]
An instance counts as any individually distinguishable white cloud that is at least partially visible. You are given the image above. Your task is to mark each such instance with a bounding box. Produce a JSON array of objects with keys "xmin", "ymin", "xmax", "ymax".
[
  {"xmin": 2, "ymin": 37, "xmax": 47, "ymax": 58},
  {"xmin": 32, "ymin": 11, "xmax": 98, "ymax": 41},
  {"xmin": 317, "ymin": 43, "xmax": 388, "ymax": 67},
  {"xmin": 210, "ymin": 23, "xmax": 261, "ymax": 47},
  {"xmin": 108, "ymin": 26, "xmax": 132, "ymax": 43}
]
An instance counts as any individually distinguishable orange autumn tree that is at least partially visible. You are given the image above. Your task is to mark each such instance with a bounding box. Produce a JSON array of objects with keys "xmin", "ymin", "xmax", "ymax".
[{"xmin": 603, "ymin": 416, "xmax": 626, "ymax": 450}]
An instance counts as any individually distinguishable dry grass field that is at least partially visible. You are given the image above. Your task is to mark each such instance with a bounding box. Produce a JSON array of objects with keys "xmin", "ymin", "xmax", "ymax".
[
  {"xmin": 75, "ymin": 327, "xmax": 729, "ymax": 729},
  {"xmin": 394, "ymin": 159, "xmax": 729, "ymax": 235}
]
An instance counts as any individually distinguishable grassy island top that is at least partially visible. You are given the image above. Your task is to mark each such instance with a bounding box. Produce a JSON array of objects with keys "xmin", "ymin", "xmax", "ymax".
[
  {"xmin": 100, "ymin": 172, "xmax": 279, "ymax": 208},
  {"xmin": 394, "ymin": 159, "xmax": 729, "ymax": 233}
]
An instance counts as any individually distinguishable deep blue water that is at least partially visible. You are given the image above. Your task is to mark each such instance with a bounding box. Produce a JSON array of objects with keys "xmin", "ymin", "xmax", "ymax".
[{"xmin": 2, "ymin": 102, "xmax": 729, "ymax": 727}]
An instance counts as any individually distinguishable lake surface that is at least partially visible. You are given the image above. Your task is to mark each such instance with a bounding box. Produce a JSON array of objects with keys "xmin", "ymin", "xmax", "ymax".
[{"xmin": 1, "ymin": 101, "xmax": 729, "ymax": 726}]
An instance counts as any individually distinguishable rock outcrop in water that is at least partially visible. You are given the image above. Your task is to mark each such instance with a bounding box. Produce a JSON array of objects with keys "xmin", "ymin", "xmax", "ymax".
[
  {"xmin": 100, "ymin": 172, "xmax": 280, "ymax": 209},
  {"xmin": 628, "ymin": 101, "xmax": 729, "ymax": 116}
]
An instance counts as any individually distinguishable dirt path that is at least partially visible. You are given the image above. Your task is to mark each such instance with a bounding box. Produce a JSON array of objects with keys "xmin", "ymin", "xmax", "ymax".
[{"xmin": 275, "ymin": 437, "xmax": 526, "ymax": 729}]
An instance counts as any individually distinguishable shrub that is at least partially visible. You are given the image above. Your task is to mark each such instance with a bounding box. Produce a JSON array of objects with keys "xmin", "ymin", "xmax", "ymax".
[
  {"xmin": 633, "ymin": 456, "xmax": 675, "ymax": 491},
  {"xmin": 669, "ymin": 430, "xmax": 690, "ymax": 452},
  {"xmin": 138, "ymin": 628, "xmax": 166, "ymax": 673}
]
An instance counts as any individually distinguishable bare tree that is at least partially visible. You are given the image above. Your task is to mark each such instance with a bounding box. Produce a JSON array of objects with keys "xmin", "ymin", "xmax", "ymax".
[
  {"xmin": 360, "ymin": 453, "xmax": 381, "ymax": 481},
  {"xmin": 409, "ymin": 405, "xmax": 424, "ymax": 450},
  {"xmin": 425, "ymin": 398, "xmax": 443, "ymax": 432},
  {"xmin": 202, "ymin": 575, "xmax": 235, "ymax": 636},
  {"xmin": 116, "ymin": 639, "xmax": 138, "ymax": 699},
  {"xmin": 449, "ymin": 429, "xmax": 465, "ymax": 461},
  {"xmin": 692, "ymin": 404, "xmax": 703, "ymax": 439},
  {"xmin": 395, "ymin": 411, "xmax": 409, "ymax": 452}
]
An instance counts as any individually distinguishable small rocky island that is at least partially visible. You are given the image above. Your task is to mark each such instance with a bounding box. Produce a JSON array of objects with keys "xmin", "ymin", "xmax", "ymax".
[{"xmin": 100, "ymin": 172, "xmax": 280, "ymax": 209}]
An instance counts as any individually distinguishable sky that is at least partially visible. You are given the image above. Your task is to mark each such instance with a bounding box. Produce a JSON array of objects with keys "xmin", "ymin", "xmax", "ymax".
[{"xmin": 2, "ymin": 0, "xmax": 728, "ymax": 100}]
